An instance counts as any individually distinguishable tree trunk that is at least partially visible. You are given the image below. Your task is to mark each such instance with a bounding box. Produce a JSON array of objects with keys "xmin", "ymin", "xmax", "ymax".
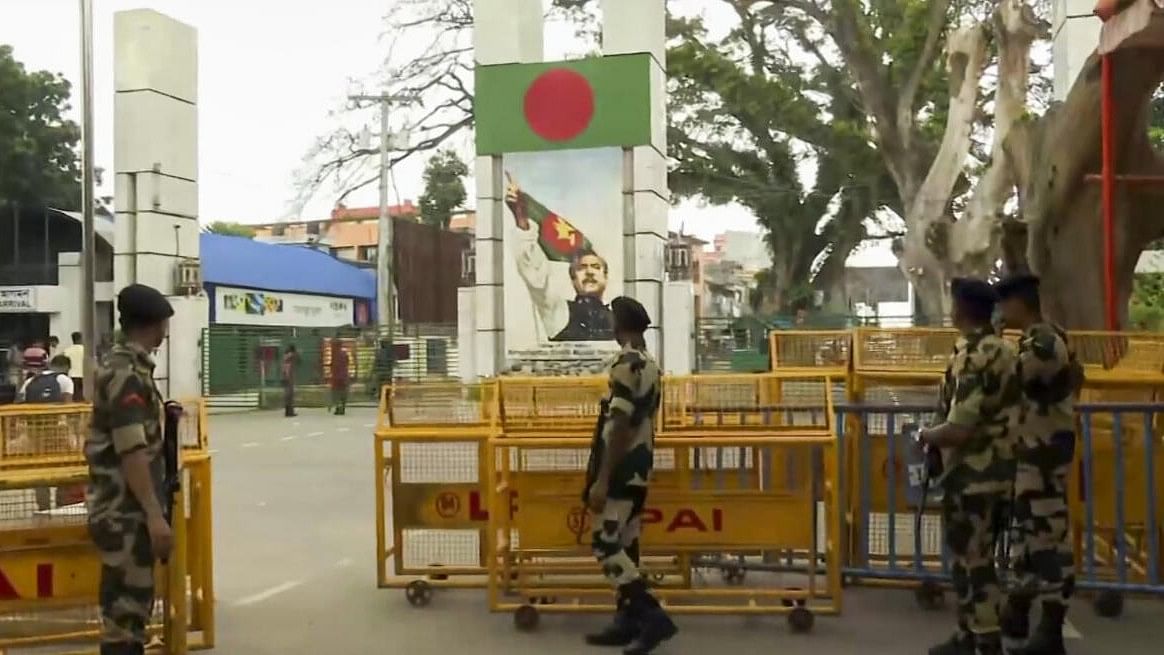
[
  {"xmin": 950, "ymin": 0, "xmax": 1044, "ymax": 275},
  {"xmin": 1012, "ymin": 48, "xmax": 1164, "ymax": 329},
  {"xmin": 899, "ymin": 24, "xmax": 989, "ymax": 321}
]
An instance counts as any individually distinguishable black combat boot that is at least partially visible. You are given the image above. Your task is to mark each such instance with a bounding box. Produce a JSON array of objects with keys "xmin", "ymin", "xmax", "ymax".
[
  {"xmin": 620, "ymin": 580, "xmax": 677, "ymax": 655},
  {"xmin": 1001, "ymin": 594, "xmax": 1033, "ymax": 641},
  {"xmin": 1011, "ymin": 603, "xmax": 1066, "ymax": 655},
  {"xmin": 928, "ymin": 631, "xmax": 976, "ymax": 655},
  {"xmin": 585, "ymin": 592, "xmax": 637, "ymax": 647}
]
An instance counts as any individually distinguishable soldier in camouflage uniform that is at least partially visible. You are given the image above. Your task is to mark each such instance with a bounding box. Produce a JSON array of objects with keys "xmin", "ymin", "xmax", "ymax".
[
  {"xmin": 583, "ymin": 296, "xmax": 676, "ymax": 655},
  {"xmin": 85, "ymin": 284, "xmax": 175, "ymax": 655},
  {"xmin": 996, "ymin": 274, "xmax": 1082, "ymax": 655},
  {"xmin": 921, "ymin": 278, "xmax": 1021, "ymax": 655}
]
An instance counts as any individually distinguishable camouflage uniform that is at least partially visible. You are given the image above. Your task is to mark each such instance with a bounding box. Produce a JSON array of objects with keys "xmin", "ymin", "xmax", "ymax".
[
  {"xmin": 1011, "ymin": 323, "xmax": 1077, "ymax": 602},
  {"xmin": 85, "ymin": 338, "xmax": 165, "ymax": 648},
  {"xmin": 938, "ymin": 328, "xmax": 1020, "ymax": 646},
  {"xmin": 589, "ymin": 344, "xmax": 661, "ymax": 587}
]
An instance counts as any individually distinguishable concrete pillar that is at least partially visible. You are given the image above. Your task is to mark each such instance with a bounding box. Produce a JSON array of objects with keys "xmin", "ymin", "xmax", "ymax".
[
  {"xmin": 456, "ymin": 287, "xmax": 476, "ymax": 383},
  {"xmin": 603, "ymin": 0, "xmax": 671, "ymax": 367},
  {"xmin": 113, "ymin": 10, "xmax": 207, "ymax": 399},
  {"xmin": 472, "ymin": 0, "xmax": 544, "ymax": 378},
  {"xmin": 1053, "ymin": 0, "xmax": 1103, "ymax": 100}
]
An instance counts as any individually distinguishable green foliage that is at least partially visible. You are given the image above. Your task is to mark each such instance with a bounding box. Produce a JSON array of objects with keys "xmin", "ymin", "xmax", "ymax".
[
  {"xmin": 0, "ymin": 45, "xmax": 81, "ymax": 209},
  {"xmin": 204, "ymin": 222, "xmax": 256, "ymax": 238},
  {"xmin": 1130, "ymin": 272, "xmax": 1164, "ymax": 331},
  {"xmin": 666, "ymin": 4, "xmax": 910, "ymax": 310},
  {"xmin": 418, "ymin": 149, "xmax": 469, "ymax": 230}
]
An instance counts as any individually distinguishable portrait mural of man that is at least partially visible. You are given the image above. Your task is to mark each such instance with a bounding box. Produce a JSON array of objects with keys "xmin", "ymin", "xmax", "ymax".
[{"xmin": 501, "ymin": 147, "xmax": 623, "ymax": 358}]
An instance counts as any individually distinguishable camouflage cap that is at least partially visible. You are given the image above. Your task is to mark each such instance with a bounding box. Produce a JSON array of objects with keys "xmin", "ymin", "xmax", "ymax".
[
  {"xmin": 117, "ymin": 283, "xmax": 174, "ymax": 325},
  {"xmin": 611, "ymin": 296, "xmax": 651, "ymax": 333},
  {"xmin": 950, "ymin": 277, "xmax": 998, "ymax": 318},
  {"xmin": 993, "ymin": 273, "xmax": 1040, "ymax": 300}
]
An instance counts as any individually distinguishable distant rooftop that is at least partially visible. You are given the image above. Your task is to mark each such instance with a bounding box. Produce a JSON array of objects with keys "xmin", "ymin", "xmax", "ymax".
[{"xmin": 200, "ymin": 233, "xmax": 375, "ymax": 300}]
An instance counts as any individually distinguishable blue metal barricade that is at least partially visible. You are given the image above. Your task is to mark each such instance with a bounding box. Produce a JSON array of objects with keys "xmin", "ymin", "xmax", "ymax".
[{"xmin": 836, "ymin": 401, "xmax": 1164, "ymax": 614}]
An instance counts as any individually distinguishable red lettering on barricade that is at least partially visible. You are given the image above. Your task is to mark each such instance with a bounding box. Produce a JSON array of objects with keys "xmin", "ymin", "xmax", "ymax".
[
  {"xmin": 468, "ymin": 490, "xmax": 519, "ymax": 521},
  {"xmin": 0, "ymin": 563, "xmax": 54, "ymax": 599},
  {"xmin": 37, "ymin": 563, "xmax": 53, "ymax": 598},
  {"xmin": 641, "ymin": 508, "xmax": 724, "ymax": 533}
]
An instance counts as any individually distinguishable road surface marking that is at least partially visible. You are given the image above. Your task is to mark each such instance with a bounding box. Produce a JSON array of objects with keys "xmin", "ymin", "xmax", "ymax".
[
  {"xmin": 257, "ymin": 501, "xmax": 267, "ymax": 508},
  {"xmin": 233, "ymin": 580, "xmax": 303, "ymax": 607},
  {"xmin": 364, "ymin": 423, "xmax": 375, "ymax": 428},
  {"xmin": 241, "ymin": 442, "xmax": 260, "ymax": 448},
  {"xmin": 307, "ymin": 431, "xmax": 325, "ymax": 438},
  {"xmin": 281, "ymin": 435, "xmax": 297, "ymax": 442},
  {"xmin": 1064, "ymin": 620, "xmax": 1082, "ymax": 639},
  {"xmin": 337, "ymin": 427, "xmax": 350, "ymax": 433},
  {"xmin": 293, "ymin": 422, "xmax": 301, "ymax": 428},
  {"xmin": 208, "ymin": 449, "xmax": 219, "ymax": 455},
  {"xmin": 334, "ymin": 558, "xmax": 353, "ymax": 568}
]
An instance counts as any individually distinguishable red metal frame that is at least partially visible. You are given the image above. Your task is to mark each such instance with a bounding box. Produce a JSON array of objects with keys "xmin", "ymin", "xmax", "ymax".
[{"xmin": 1088, "ymin": 45, "xmax": 1164, "ymax": 330}]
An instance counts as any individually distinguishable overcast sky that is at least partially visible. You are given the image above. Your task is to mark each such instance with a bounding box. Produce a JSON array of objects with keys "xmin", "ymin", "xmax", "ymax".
[{"xmin": 0, "ymin": 0, "xmax": 894, "ymax": 264}]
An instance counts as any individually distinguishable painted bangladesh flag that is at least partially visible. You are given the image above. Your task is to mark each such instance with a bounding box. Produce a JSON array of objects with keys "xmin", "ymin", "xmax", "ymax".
[
  {"xmin": 475, "ymin": 54, "xmax": 655, "ymax": 155},
  {"xmin": 508, "ymin": 190, "xmax": 593, "ymax": 262}
]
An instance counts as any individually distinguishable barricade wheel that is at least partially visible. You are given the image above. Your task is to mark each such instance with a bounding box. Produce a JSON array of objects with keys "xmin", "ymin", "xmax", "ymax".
[
  {"xmin": 788, "ymin": 607, "xmax": 814, "ymax": 633},
  {"xmin": 405, "ymin": 580, "xmax": 433, "ymax": 607},
  {"xmin": 1094, "ymin": 591, "xmax": 1124, "ymax": 618},
  {"xmin": 914, "ymin": 579, "xmax": 945, "ymax": 611},
  {"xmin": 515, "ymin": 604, "xmax": 540, "ymax": 632},
  {"xmin": 721, "ymin": 565, "xmax": 746, "ymax": 585}
]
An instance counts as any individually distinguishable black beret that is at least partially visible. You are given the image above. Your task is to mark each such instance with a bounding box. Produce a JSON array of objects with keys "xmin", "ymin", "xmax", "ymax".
[
  {"xmin": 117, "ymin": 283, "xmax": 174, "ymax": 324},
  {"xmin": 950, "ymin": 277, "xmax": 998, "ymax": 311},
  {"xmin": 611, "ymin": 296, "xmax": 651, "ymax": 333},
  {"xmin": 994, "ymin": 273, "xmax": 1040, "ymax": 300}
]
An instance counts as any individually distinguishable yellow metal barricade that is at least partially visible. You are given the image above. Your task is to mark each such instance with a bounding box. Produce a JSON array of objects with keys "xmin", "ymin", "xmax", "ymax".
[
  {"xmin": 0, "ymin": 398, "xmax": 214, "ymax": 653},
  {"xmin": 844, "ymin": 328, "xmax": 957, "ymax": 589},
  {"xmin": 374, "ymin": 382, "xmax": 498, "ymax": 606},
  {"xmin": 495, "ymin": 376, "xmax": 607, "ymax": 434},
  {"xmin": 485, "ymin": 374, "xmax": 842, "ymax": 632},
  {"xmin": 1066, "ymin": 332, "xmax": 1164, "ymax": 606},
  {"xmin": 769, "ymin": 330, "xmax": 851, "ymax": 374}
]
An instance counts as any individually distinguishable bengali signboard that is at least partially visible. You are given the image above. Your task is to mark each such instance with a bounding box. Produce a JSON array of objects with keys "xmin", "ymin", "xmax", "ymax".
[
  {"xmin": 0, "ymin": 288, "xmax": 36, "ymax": 312},
  {"xmin": 213, "ymin": 285, "xmax": 353, "ymax": 328}
]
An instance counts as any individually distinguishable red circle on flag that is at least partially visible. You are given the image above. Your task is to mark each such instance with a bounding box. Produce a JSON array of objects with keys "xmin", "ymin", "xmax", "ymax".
[{"xmin": 523, "ymin": 68, "xmax": 595, "ymax": 142}]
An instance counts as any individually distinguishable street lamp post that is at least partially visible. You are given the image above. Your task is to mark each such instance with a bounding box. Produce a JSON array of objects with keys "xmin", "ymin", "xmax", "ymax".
[
  {"xmin": 346, "ymin": 93, "xmax": 414, "ymax": 339},
  {"xmin": 79, "ymin": 0, "xmax": 97, "ymax": 394}
]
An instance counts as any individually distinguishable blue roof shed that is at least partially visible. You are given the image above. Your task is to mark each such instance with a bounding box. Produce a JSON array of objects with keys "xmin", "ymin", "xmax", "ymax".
[{"xmin": 200, "ymin": 233, "xmax": 376, "ymax": 300}]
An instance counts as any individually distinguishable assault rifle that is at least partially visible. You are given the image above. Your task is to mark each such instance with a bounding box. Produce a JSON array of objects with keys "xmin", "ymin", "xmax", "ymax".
[
  {"xmin": 161, "ymin": 401, "xmax": 184, "ymax": 563},
  {"xmin": 582, "ymin": 399, "xmax": 610, "ymax": 504}
]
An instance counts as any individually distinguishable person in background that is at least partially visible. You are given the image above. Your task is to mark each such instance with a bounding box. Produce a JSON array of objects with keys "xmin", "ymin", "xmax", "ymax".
[
  {"xmin": 62, "ymin": 331, "xmax": 86, "ymax": 401},
  {"xmin": 373, "ymin": 339, "xmax": 395, "ymax": 401},
  {"xmin": 22, "ymin": 339, "xmax": 48, "ymax": 378},
  {"xmin": 330, "ymin": 341, "xmax": 350, "ymax": 416},
  {"xmin": 21, "ymin": 355, "xmax": 76, "ymax": 511},
  {"xmin": 282, "ymin": 345, "xmax": 299, "ymax": 418},
  {"xmin": 49, "ymin": 335, "xmax": 60, "ymax": 356}
]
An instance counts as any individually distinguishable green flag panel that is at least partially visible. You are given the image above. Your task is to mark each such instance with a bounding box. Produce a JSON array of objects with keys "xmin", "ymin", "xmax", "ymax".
[{"xmin": 475, "ymin": 54, "xmax": 654, "ymax": 155}]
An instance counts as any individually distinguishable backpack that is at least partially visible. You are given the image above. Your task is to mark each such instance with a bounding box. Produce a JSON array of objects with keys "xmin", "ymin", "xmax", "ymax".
[{"xmin": 23, "ymin": 372, "xmax": 63, "ymax": 403}]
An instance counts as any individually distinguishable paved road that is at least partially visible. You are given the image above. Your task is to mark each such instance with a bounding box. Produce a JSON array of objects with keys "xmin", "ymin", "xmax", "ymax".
[{"xmin": 209, "ymin": 408, "xmax": 1158, "ymax": 654}]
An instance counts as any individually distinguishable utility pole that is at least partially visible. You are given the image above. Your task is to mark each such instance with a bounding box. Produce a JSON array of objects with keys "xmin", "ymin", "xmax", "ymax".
[
  {"xmin": 79, "ymin": 0, "xmax": 97, "ymax": 394},
  {"xmin": 347, "ymin": 93, "xmax": 414, "ymax": 340}
]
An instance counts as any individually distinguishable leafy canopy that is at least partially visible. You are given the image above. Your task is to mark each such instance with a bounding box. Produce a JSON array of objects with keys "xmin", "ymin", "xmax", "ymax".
[
  {"xmin": 0, "ymin": 45, "xmax": 81, "ymax": 209},
  {"xmin": 418, "ymin": 149, "xmax": 469, "ymax": 230}
]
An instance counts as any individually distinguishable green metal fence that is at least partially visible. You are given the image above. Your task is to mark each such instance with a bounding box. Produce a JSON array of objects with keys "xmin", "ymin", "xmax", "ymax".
[{"xmin": 201, "ymin": 323, "xmax": 458, "ymax": 410}]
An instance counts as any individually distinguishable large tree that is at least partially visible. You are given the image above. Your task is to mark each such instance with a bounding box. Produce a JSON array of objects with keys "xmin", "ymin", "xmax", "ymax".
[
  {"xmin": 667, "ymin": 6, "xmax": 901, "ymax": 311},
  {"xmin": 0, "ymin": 45, "xmax": 81, "ymax": 209},
  {"xmin": 418, "ymin": 149, "xmax": 469, "ymax": 230}
]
